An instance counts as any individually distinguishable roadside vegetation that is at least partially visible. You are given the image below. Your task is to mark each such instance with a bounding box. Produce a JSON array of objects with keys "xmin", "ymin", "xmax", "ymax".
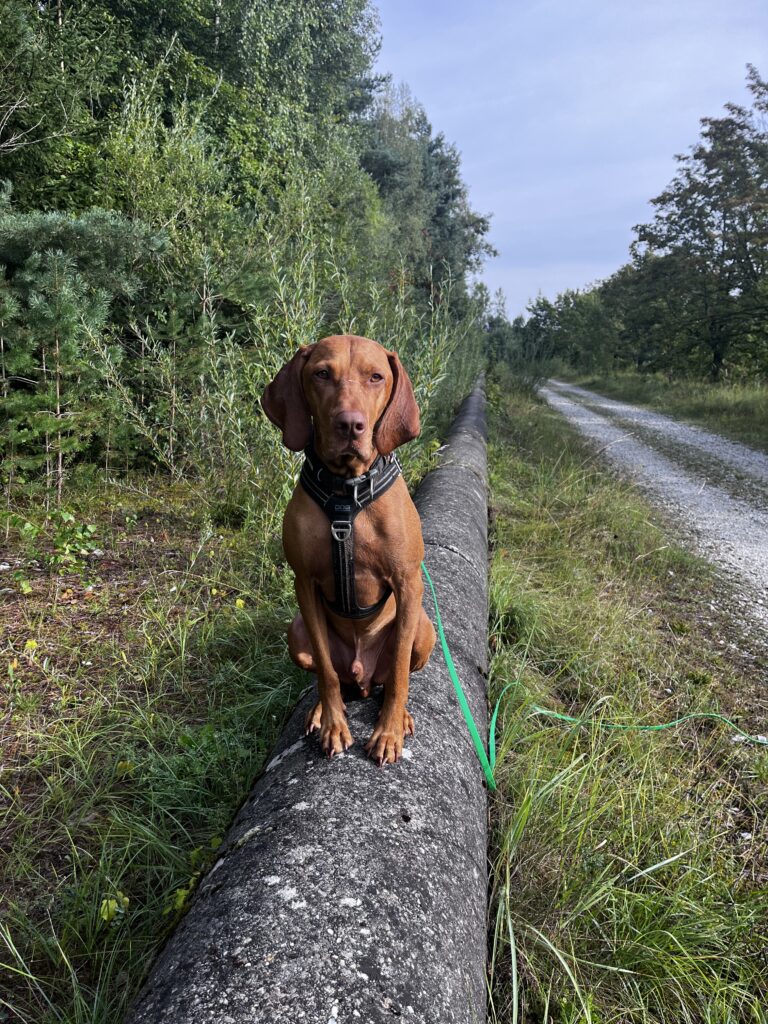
[
  {"xmin": 564, "ymin": 372, "xmax": 768, "ymax": 453},
  {"xmin": 487, "ymin": 374, "xmax": 768, "ymax": 1023}
]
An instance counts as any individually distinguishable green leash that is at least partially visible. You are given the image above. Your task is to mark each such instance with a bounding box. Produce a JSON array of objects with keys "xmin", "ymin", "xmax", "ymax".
[
  {"xmin": 422, "ymin": 560, "xmax": 508, "ymax": 791},
  {"xmin": 421, "ymin": 562, "xmax": 768, "ymax": 793}
]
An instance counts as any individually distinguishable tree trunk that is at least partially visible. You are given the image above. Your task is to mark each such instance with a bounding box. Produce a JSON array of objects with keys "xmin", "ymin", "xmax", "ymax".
[
  {"xmin": 55, "ymin": 330, "xmax": 63, "ymax": 506},
  {"xmin": 57, "ymin": 0, "xmax": 64, "ymax": 72}
]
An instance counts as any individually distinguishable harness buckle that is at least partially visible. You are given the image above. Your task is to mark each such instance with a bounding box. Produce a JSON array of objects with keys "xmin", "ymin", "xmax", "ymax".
[{"xmin": 331, "ymin": 521, "xmax": 352, "ymax": 542}]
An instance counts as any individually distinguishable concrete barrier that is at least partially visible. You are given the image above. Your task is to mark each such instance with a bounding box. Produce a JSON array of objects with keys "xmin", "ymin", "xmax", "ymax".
[{"xmin": 126, "ymin": 383, "xmax": 489, "ymax": 1024}]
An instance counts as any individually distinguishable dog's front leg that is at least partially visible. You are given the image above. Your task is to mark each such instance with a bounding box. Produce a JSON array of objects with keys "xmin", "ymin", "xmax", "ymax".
[
  {"xmin": 295, "ymin": 578, "xmax": 353, "ymax": 757},
  {"xmin": 365, "ymin": 572, "xmax": 421, "ymax": 765}
]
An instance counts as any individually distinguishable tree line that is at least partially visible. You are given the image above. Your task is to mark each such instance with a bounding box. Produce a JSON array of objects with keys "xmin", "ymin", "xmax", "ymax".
[
  {"xmin": 0, "ymin": 0, "xmax": 495, "ymax": 507},
  {"xmin": 503, "ymin": 67, "xmax": 768, "ymax": 382}
]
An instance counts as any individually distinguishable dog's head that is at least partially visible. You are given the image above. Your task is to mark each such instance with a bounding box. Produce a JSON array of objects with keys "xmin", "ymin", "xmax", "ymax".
[{"xmin": 261, "ymin": 335, "xmax": 420, "ymax": 475}]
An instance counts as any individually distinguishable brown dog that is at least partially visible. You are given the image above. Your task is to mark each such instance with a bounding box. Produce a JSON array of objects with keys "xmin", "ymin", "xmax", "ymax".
[{"xmin": 262, "ymin": 335, "xmax": 436, "ymax": 764}]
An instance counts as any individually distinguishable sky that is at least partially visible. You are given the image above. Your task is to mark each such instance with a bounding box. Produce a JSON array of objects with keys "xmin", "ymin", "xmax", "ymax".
[{"xmin": 373, "ymin": 0, "xmax": 768, "ymax": 317}]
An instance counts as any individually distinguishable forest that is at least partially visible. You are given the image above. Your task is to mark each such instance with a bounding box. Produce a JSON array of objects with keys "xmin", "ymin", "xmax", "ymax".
[
  {"xmin": 0, "ymin": 0, "xmax": 495, "ymax": 510},
  {"xmin": 5, "ymin": 1, "xmax": 765, "ymax": 500},
  {"xmin": 497, "ymin": 66, "xmax": 768, "ymax": 383}
]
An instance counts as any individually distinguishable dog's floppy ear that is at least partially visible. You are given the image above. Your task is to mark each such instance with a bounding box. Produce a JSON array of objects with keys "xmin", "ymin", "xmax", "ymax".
[
  {"xmin": 261, "ymin": 346, "xmax": 314, "ymax": 451},
  {"xmin": 374, "ymin": 351, "xmax": 420, "ymax": 455}
]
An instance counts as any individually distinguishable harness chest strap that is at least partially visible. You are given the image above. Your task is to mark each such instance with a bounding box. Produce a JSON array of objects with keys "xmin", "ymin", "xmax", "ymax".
[{"xmin": 299, "ymin": 446, "xmax": 402, "ymax": 619}]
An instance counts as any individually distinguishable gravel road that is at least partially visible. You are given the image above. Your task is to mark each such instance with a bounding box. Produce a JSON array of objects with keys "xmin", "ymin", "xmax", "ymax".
[{"xmin": 540, "ymin": 380, "xmax": 768, "ymax": 631}]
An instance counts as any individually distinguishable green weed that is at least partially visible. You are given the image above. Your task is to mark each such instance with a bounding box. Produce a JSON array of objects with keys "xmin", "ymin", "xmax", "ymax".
[{"xmin": 570, "ymin": 372, "xmax": 768, "ymax": 454}]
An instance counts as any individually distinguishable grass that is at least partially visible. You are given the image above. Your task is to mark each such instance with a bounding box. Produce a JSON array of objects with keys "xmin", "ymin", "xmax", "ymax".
[
  {"xmin": 5, "ymin": 374, "xmax": 767, "ymax": 1024},
  {"xmin": 486, "ymin": 375, "xmax": 768, "ymax": 1023},
  {"xmin": 0, "ymin": 475, "xmax": 307, "ymax": 1023},
  {"xmin": 565, "ymin": 371, "xmax": 768, "ymax": 453}
]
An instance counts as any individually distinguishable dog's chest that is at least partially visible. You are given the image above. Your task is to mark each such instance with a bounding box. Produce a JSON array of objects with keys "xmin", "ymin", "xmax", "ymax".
[
  {"xmin": 283, "ymin": 480, "xmax": 417, "ymax": 601},
  {"xmin": 300, "ymin": 502, "xmax": 392, "ymax": 584}
]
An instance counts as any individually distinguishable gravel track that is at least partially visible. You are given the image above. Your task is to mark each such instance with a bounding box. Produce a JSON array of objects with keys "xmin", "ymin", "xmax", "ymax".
[{"xmin": 540, "ymin": 380, "xmax": 768, "ymax": 631}]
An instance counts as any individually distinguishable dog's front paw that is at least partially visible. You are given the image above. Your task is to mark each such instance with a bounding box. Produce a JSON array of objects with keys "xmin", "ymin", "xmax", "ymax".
[
  {"xmin": 316, "ymin": 707, "xmax": 353, "ymax": 758},
  {"xmin": 365, "ymin": 708, "xmax": 414, "ymax": 765}
]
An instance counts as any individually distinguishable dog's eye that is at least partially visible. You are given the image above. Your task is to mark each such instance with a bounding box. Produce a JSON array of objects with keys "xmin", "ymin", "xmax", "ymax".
[
  {"xmin": 314, "ymin": 369, "xmax": 330, "ymax": 380},
  {"xmin": 370, "ymin": 373, "xmax": 383, "ymax": 382}
]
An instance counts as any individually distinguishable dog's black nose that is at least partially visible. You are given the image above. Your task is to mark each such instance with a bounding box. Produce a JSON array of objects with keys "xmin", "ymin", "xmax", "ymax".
[{"xmin": 334, "ymin": 411, "xmax": 366, "ymax": 438}]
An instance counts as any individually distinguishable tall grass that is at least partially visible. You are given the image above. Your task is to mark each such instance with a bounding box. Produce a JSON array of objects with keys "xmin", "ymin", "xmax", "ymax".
[
  {"xmin": 487, "ymin": 374, "xmax": 768, "ymax": 1022},
  {"xmin": 567, "ymin": 371, "xmax": 768, "ymax": 453},
  {"xmin": 0, "ymin": 491, "xmax": 305, "ymax": 1023},
  {"xmin": 88, "ymin": 176, "xmax": 484, "ymax": 525}
]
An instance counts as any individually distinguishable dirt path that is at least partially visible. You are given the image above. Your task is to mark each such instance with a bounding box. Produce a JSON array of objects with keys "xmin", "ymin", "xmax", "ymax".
[{"xmin": 541, "ymin": 380, "xmax": 768, "ymax": 632}]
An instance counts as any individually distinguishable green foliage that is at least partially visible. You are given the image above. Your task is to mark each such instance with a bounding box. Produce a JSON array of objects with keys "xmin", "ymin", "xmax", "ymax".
[
  {"xmin": 4, "ymin": 507, "xmax": 100, "ymax": 573},
  {"xmin": 0, "ymin": 200, "xmax": 157, "ymax": 500},
  {"xmin": 2, "ymin": 254, "xmax": 105, "ymax": 493},
  {"xmin": 0, "ymin": 486, "xmax": 306, "ymax": 1022},
  {"xmin": 0, "ymin": 0, "xmax": 492, "ymax": 509},
  {"xmin": 98, "ymin": 77, "xmax": 235, "ymax": 277},
  {"xmin": 360, "ymin": 84, "xmax": 495, "ymax": 302},
  {"xmin": 47, "ymin": 509, "xmax": 100, "ymax": 571},
  {"xmin": 0, "ymin": 0, "xmax": 129, "ymax": 210}
]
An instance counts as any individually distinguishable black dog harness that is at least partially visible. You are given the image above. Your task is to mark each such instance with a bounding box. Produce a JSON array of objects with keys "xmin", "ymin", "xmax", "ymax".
[{"xmin": 300, "ymin": 445, "xmax": 402, "ymax": 619}]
